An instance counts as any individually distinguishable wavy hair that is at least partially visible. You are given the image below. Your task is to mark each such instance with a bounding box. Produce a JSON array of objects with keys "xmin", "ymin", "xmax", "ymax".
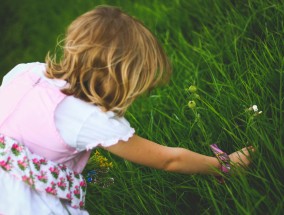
[{"xmin": 45, "ymin": 6, "xmax": 171, "ymax": 116}]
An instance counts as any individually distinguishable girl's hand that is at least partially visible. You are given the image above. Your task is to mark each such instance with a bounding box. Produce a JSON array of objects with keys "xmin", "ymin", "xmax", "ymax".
[{"xmin": 229, "ymin": 146, "xmax": 255, "ymax": 167}]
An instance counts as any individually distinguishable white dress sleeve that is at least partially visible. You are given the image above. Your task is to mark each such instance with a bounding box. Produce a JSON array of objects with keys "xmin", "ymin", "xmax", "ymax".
[
  {"xmin": 55, "ymin": 92, "xmax": 135, "ymax": 151},
  {"xmin": 77, "ymin": 110, "xmax": 135, "ymax": 151}
]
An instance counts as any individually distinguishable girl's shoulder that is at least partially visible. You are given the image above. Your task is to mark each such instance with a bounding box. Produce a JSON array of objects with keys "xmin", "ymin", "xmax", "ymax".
[
  {"xmin": 1, "ymin": 62, "xmax": 43, "ymax": 86},
  {"xmin": 2, "ymin": 62, "xmax": 68, "ymax": 88}
]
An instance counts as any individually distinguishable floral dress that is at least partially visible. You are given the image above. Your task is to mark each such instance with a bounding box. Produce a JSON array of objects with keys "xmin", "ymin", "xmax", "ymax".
[
  {"xmin": 0, "ymin": 134, "xmax": 88, "ymax": 214},
  {"xmin": 0, "ymin": 134, "xmax": 86, "ymax": 207}
]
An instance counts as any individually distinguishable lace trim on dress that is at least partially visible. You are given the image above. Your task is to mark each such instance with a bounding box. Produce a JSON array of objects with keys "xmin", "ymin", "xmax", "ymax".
[
  {"xmin": 0, "ymin": 134, "xmax": 87, "ymax": 209},
  {"xmin": 85, "ymin": 127, "xmax": 135, "ymax": 150}
]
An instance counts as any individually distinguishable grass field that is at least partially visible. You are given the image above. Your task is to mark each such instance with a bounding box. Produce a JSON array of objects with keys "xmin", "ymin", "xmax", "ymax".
[{"xmin": 1, "ymin": 0, "xmax": 283, "ymax": 214}]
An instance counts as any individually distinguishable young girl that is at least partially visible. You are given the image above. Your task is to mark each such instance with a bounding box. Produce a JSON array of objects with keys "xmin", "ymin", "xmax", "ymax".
[{"xmin": 0, "ymin": 6, "xmax": 253, "ymax": 215}]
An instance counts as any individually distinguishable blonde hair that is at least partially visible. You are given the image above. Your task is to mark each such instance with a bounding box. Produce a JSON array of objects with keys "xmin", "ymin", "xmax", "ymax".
[{"xmin": 46, "ymin": 5, "xmax": 171, "ymax": 116}]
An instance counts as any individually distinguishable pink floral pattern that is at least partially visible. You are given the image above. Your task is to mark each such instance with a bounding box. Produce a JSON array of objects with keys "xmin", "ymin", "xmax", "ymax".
[
  {"xmin": 32, "ymin": 158, "xmax": 47, "ymax": 171},
  {"xmin": 57, "ymin": 177, "xmax": 67, "ymax": 191},
  {"xmin": 0, "ymin": 134, "xmax": 86, "ymax": 209},
  {"xmin": 0, "ymin": 136, "xmax": 5, "ymax": 149},
  {"xmin": 0, "ymin": 156, "xmax": 12, "ymax": 171},
  {"xmin": 49, "ymin": 166, "xmax": 60, "ymax": 179},
  {"xmin": 37, "ymin": 170, "xmax": 48, "ymax": 183},
  {"xmin": 17, "ymin": 156, "xmax": 28, "ymax": 170},
  {"xmin": 11, "ymin": 143, "xmax": 23, "ymax": 156},
  {"xmin": 22, "ymin": 175, "xmax": 35, "ymax": 186}
]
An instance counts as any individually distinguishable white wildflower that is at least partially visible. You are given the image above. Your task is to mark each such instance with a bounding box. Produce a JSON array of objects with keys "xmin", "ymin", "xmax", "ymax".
[
  {"xmin": 248, "ymin": 104, "xmax": 262, "ymax": 116},
  {"xmin": 249, "ymin": 105, "xmax": 258, "ymax": 112},
  {"xmin": 252, "ymin": 105, "xmax": 258, "ymax": 112}
]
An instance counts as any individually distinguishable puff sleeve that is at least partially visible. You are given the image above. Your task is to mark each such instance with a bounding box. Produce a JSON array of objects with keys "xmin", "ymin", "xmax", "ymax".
[{"xmin": 76, "ymin": 109, "xmax": 135, "ymax": 151}]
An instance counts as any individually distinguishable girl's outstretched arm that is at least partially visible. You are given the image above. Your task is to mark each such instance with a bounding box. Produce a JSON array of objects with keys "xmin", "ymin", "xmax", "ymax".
[{"xmin": 104, "ymin": 135, "xmax": 253, "ymax": 175}]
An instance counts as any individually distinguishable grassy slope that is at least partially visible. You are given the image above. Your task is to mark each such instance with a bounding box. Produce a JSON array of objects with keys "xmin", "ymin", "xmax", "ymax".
[{"xmin": 1, "ymin": 0, "xmax": 283, "ymax": 214}]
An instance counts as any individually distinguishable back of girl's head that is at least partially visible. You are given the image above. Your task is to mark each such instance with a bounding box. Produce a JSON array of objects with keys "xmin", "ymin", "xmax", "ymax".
[{"xmin": 46, "ymin": 5, "xmax": 171, "ymax": 116}]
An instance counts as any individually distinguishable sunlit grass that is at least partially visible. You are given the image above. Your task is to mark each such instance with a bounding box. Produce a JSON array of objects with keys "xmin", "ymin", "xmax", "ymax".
[{"xmin": 1, "ymin": 0, "xmax": 283, "ymax": 214}]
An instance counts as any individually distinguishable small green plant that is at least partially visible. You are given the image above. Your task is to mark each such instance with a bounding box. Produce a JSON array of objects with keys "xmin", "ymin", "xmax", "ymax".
[{"xmin": 85, "ymin": 150, "xmax": 114, "ymax": 188}]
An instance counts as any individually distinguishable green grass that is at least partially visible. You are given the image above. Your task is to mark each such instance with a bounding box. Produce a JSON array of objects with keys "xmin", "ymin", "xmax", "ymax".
[{"xmin": 1, "ymin": 0, "xmax": 283, "ymax": 214}]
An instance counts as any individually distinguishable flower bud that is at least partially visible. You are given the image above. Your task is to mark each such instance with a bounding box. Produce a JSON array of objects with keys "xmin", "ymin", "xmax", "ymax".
[
  {"xmin": 188, "ymin": 100, "xmax": 196, "ymax": 108},
  {"xmin": 193, "ymin": 93, "xmax": 200, "ymax": 99},
  {"xmin": 188, "ymin": 85, "xmax": 197, "ymax": 93}
]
